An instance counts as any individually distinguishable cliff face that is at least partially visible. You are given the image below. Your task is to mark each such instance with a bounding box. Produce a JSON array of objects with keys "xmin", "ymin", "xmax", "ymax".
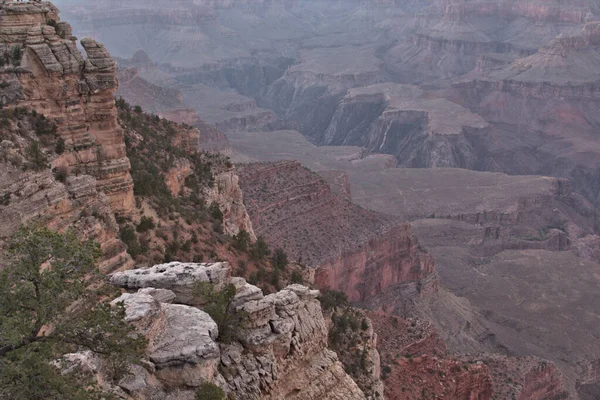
[
  {"xmin": 237, "ymin": 160, "xmax": 437, "ymax": 305},
  {"xmin": 0, "ymin": 0, "xmax": 134, "ymax": 214},
  {"xmin": 109, "ymin": 262, "xmax": 366, "ymax": 400},
  {"xmin": 0, "ymin": 1, "xmax": 133, "ymax": 272},
  {"xmin": 322, "ymin": 84, "xmax": 488, "ymax": 168}
]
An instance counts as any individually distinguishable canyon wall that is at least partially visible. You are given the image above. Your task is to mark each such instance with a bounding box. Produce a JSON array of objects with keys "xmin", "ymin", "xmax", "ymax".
[
  {"xmin": 237, "ymin": 160, "xmax": 437, "ymax": 305},
  {"xmin": 0, "ymin": 0, "xmax": 134, "ymax": 272},
  {"xmin": 0, "ymin": 1, "xmax": 134, "ymax": 213}
]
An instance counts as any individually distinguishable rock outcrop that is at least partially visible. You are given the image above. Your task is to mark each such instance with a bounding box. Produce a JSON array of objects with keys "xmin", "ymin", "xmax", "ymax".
[
  {"xmin": 0, "ymin": 0, "xmax": 136, "ymax": 271},
  {"xmin": 110, "ymin": 261, "xmax": 230, "ymax": 304},
  {"xmin": 0, "ymin": 0, "xmax": 135, "ymax": 214},
  {"xmin": 112, "ymin": 262, "xmax": 367, "ymax": 400}
]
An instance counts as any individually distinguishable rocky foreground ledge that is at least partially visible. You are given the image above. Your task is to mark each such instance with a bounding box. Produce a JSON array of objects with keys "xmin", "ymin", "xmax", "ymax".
[{"xmin": 107, "ymin": 262, "xmax": 367, "ymax": 399}]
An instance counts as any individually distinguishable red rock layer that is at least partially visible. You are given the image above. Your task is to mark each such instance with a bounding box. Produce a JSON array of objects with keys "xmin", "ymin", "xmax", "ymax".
[{"xmin": 237, "ymin": 160, "xmax": 436, "ymax": 303}]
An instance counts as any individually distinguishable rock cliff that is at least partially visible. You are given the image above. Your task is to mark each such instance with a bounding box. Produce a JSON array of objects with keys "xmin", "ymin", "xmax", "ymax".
[
  {"xmin": 110, "ymin": 262, "xmax": 367, "ymax": 400},
  {"xmin": 0, "ymin": 0, "xmax": 135, "ymax": 214},
  {"xmin": 322, "ymin": 83, "xmax": 488, "ymax": 168},
  {"xmin": 0, "ymin": 4, "xmax": 134, "ymax": 272},
  {"xmin": 367, "ymin": 310, "xmax": 571, "ymax": 399}
]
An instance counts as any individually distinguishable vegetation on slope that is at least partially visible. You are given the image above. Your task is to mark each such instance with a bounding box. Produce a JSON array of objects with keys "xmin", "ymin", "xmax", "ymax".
[
  {"xmin": 116, "ymin": 99, "xmax": 304, "ymax": 294},
  {"xmin": 0, "ymin": 226, "xmax": 145, "ymax": 399}
]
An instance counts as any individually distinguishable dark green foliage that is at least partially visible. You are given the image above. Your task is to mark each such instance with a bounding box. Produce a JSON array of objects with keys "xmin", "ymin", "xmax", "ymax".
[
  {"xmin": 119, "ymin": 224, "xmax": 141, "ymax": 258},
  {"xmin": 11, "ymin": 46, "xmax": 22, "ymax": 65},
  {"xmin": 196, "ymin": 382, "xmax": 226, "ymax": 400},
  {"xmin": 136, "ymin": 216, "xmax": 155, "ymax": 232},
  {"xmin": 361, "ymin": 318, "xmax": 369, "ymax": 331},
  {"xmin": 250, "ymin": 236, "xmax": 270, "ymax": 261},
  {"xmin": 115, "ymin": 97, "xmax": 129, "ymax": 110},
  {"xmin": 54, "ymin": 137, "xmax": 66, "ymax": 154},
  {"xmin": 52, "ymin": 166, "xmax": 69, "ymax": 183},
  {"xmin": 0, "ymin": 226, "xmax": 146, "ymax": 399},
  {"xmin": 0, "ymin": 45, "xmax": 23, "ymax": 67},
  {"xmin": 291, "ymin": 269, "xmax": 303, "ymax": 284},
  {"xmin": 330, "ymin": 310, "xmax": 360, "ymax": 344},
  {"xmin": 25, "ymin": 141, "xmax": 47, "ymax": 170},
  {"xmin": 33, "ymin": 114, "xmax": 57, "ymax": 137},
  {"xmin": 119, "ymin": 99, "xmax": 224, "ymax": 220},
  {"xmin": 133, "ymin": 105, "xmax": 143, "ymax": 114},
  {"xmin": 232, "ymin": 229, "xmax": 251, "ymax": 251},
  {"xmin": 209, "ymin": 202, "xmax": 223, "ymax": 221},
  {"xmin": 193, "ymin": 282, "xmax": 246, "ymax": 344},
  {"xmin": 319, "ymin": 289, "xmax": 349, "ymax": 310},
  {"xmin": 382, "ymin": 365, "xmax": 392, "ymax": 380},
  {"xmin": 271, "ymin": 248, "xmax": 288, "ymax": 271}
]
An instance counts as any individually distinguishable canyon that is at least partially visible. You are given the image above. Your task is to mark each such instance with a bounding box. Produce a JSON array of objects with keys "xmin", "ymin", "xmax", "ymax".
[{"xmin": 2, "ymin": 0, "xmax": 600, "ymax": 398}]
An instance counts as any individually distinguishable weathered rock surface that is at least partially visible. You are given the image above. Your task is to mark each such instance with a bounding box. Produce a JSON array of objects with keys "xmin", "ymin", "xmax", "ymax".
[
  {"xmin": 112, "ymin": 290, "xmax": 222, "ymax": 389},
  {"xmin": 0, "ymin": 0, "xmax": 135, "ymax": 271},
  {"xmin": 110, "ymin": 261, "xmax": 230, "ymax": 304},
  {"xmin": 0, "ymin": 0, "xmax": 135, "ymax": 214},
  {"xmin": 113, "ymin": 263, "xmax": 366, "ymax": 399}
]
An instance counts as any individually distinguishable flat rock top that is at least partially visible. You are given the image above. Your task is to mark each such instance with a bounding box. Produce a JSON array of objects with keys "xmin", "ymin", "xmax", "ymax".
[
  {"xmin": 110, "ymin": 261, "xmax": 230, "ymax": 289},
  {"xmin": 349, "ymin": 168, "xmax": 558, "ymax": 219},
  {"xmin": 345, "ymin": 84, "xmax": 488, "ymax": 135},
  {"xmin": 289, "ymin": 45, "xmax": 381, "ymax": 76}
]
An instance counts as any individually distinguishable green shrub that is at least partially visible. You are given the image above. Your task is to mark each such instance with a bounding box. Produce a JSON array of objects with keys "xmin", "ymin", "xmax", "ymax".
[
  {"xmin": 319, "ymin": 289, "xmax": 349, "ymax": 310},
  {"xmin": 52, "ymin": 166, "xmax": 69, "ymax": 183},
  {"xmin": 271, "ymin": 248, "xmax": 288, "ymax": 271},
  {"xmin": 361, "ymin": 318, "xmax": 369, "ymax": 331},
  {"xmin": 209, "ymin": 202, "xmax": 223, "ymax": 221},
  {"xmin": 136, "ymin": 216, "xmax": 155, "ymax": 232},
  {"xmin": 291, "ymin": 270, "xmax": 303, "ymax": 284},
  {"xmin": 54, "ymin": 137, "xmax": 66, "ymax": 154},
  {"xmin": 120, "ymin": 224, "xmax": 141, "ymax": 258},
  {"xmin": 193, "ymin": 282, "xmax": 246, "ymax": 344},
  {"xmin": 232, "ymin": 229, "xmax": 251, "ymax": 251},
  {"xmin": 0, "ymin": 226, "xmax": 146, "ymax": 398},
  {"xmin": 196, "ymin": 382, "xmax": 226, "ymax": 400},
  {"xmin": 25, "ymin": 141, "xmax": 47, "ymax": 170},
  {"xmin": 250, "ymin": 236, "xmax": 270, "ymax": 261}
]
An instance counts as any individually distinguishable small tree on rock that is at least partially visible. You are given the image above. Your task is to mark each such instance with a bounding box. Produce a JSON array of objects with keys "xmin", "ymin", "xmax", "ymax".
[
  {"xmin": 0, "ymin": 226, "xmax": 146, "ymax": 399},
  {"xmin": 193, "ymin": 282, "xmax": 246, "ymax": 344}
]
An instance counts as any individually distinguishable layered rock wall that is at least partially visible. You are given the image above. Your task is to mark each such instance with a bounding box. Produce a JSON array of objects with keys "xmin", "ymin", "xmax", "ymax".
[{"xmin": 0, "ymin": 0, "xmax": 134, "ymax": 214}]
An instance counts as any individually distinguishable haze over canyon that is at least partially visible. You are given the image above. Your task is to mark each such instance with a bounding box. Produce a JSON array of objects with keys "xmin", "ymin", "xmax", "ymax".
[{"xmin": 2, "ymin": 0, "xmax": 600, "ymax": 399}]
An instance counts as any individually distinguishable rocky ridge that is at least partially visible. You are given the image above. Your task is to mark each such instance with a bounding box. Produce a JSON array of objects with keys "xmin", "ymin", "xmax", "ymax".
[{"xmin": 109, "ymin": 262, "xmax": 369, "ymax": 400}]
